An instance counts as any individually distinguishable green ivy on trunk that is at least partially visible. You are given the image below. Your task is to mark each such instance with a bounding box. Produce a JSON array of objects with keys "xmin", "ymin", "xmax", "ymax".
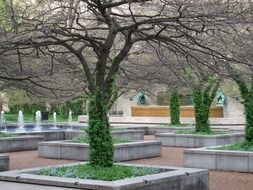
[
  {"xmin": 234, "ymin": 75, "xmax": 253, "ymax": 142},
  {"xmin": 193, "ymin": 79, "xmax": 220, "ymax": 133},
  {"xmin": 170, "ymin": 89, "xmax": 180, "ymax": 125},
  {"xmin": 86, "ymin": 89, "xmax": 114, "ymax": 167}
]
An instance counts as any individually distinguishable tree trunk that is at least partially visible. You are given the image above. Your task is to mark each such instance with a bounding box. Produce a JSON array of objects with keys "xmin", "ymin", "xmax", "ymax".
[
  {"xmin": 86, "ymin": 89, "xmax": 114, "ymax": 167},
  {"xmin": 170, "ymin": 90, "xmax": 180, "ymax": 125},
  {"xmin": 194, "ymin": 89, "xmax": 211, "ymax": 132},
  {"xmin": 244, "ymin": 98, "xmax": 253, "ymax": 141}
]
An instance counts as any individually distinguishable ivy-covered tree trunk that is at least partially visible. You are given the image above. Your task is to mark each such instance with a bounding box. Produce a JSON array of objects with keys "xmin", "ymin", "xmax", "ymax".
[
  {"xmin": 170, "ymin": 89, "xmax": 180, "ymax": 125},
  {"xmin": 86, "ymin": 89, "xmax": 114, "ymax": 167},
  {"xmin": 193, "ymin": 89, "xmax": 211, "ymax": 132},
  {"xmin": 244, "ymin": 99, "xmax": 253, "ymax": 141},
  {"xmin": 193, "ymin": 79, "xmax": 220, "ymax": 133},
  {"xmin": 234, "ymin": 76, "xmax": 253, "ymax": 142}
]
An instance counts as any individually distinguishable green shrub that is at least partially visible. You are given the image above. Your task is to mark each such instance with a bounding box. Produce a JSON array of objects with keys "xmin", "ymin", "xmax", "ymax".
[
  {"xmin": 39, "ymin": 164, "xmax": 160, "ymax": 181},
  {"xmin": 170, "ymin": 89, "xmax": 180, "ymax": 125},
  {"xmin": 9, "ymin": 102, "xmax": 46, "ymax": 114}
]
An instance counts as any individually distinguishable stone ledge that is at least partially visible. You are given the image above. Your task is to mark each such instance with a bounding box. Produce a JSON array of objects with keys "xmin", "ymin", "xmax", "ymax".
[
  {"xmin": 0, "ymin": 135, "xmax": 44, "ymax": 153},
  {"xmin": 184, "ymin": 146, "xmax": 253, "ymax": 172},
  {"xmin": 39, "ymin": 140, "xmax": 162, "ymax": 161},
  {"xmin": 0, "ymin": 154, "xmax": 9, "ymax": 171},
  {"xmin": 0, "ymin": 162, "xmax": 209, "ymax": 190},
  {"xmin": 155, "ymin": 132, "xmax": 244, "ymax": 148}
]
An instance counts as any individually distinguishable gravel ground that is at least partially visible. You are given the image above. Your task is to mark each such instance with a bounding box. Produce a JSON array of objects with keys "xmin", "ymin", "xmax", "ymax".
[{"xmin": 5, "ymin": 136, "xmax": 253, "ymax": 190}]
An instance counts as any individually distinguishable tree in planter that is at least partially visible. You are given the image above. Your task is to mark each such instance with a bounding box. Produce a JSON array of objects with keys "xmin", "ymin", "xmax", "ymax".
[
  {"xmin": 170, "ymin": 89, "xmax": 180, "ymax": 125},
  {"xmin": 1, "ymin": 0, "xmax": 245, "ymax": 167},
  {"xmin": 193, "ymin": 79, "xmax": 220, "ymax": 133}
]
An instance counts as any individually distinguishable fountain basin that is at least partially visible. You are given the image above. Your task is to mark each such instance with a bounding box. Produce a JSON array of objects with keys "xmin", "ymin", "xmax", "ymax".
[{"xmin": 0, "ymin": 135, "xmax": 44, "ymax": 153}]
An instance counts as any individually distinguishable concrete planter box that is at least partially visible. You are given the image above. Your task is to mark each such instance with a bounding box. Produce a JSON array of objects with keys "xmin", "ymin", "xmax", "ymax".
[
  {"xmin": 0, "ymin": 162, "xmax": 209, "ymax": 190},
  {"xmin": 65, "ymin": 129, "xmax": 144, "ymax": 141},
  {"xmin": 17, "ymin": 131, "xmax": 65, "ymax": 141},
  {"xmin": 155, "ymin": 133, "xmax": 244, "ymax": 148},
  {"xmin": 146, "ymin": 126, "xmax": 193, "ymax": 135},
  {"xmin": 0, "ymin": 155, "xmax": 9, "ymax": 171},
  {"xmin": 39, "ymin": 140, "xmax": 161, "ymax": 161},
  {"xmin": 184, "ymin": 146, "xmax": 253, "ymax": 172},
  {"xmin": 0, "ymin": 135, "xmax": 44, "ymax": 152},
  {"xmin": 113, "ymin": 126, "xmax": 193, "ymax": 135}
]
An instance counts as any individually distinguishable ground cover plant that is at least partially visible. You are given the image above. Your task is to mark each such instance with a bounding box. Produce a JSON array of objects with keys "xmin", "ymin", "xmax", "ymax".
[
  {"xmin": 0, "ymin": 132, "xmax": 20, "ymax": 138},
  {"xmin": 39, "ymin": 164, "xmax": 160, "ymax": 181},
  {"xmin": 213, "ymin": 141, "xmax": 253, "ymax": 152},
  {"xmin": 71, "ymin": 136, "xmax": 131, "ymax": 144},
  {"xmin": 176, "ymin": 130, "xmax": 226, "ymax": 135}
]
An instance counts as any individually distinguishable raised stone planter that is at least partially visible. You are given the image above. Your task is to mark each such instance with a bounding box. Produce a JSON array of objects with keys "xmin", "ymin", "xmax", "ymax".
[
  {"xmin": 184, "ymin": 146, "xmax": 253, "ymax": 172},
  {"xmin": 146, "ymin": 126, "xmax": 193, "ymax": 135},
  {"xmin": 0, "ymin": 135, "xmax": 44, "ymax": 152},
  {"xmin": 155, "ymin": 132, "xmax": 244, "ymax": 147},
  {"xmin": 0, "ymin": 162, "xmax": 209, "ymax": 190},
  {"xmin": 65, "ymin": 129, "xmax": 144, "ymax": 140},
  {"xmin": 39, "ymin": 140, "xmax": 161, "ymax": 161},
  {"xmin": 113, "ymin": 125, "xmax": 193, "ymax": 135},
  {"xmin": 0, "ymin": 154, "xmax": 9, "ymax": 171},
  {"xmin": 17, "ymin": 131, "xmax": 65, "ymax": 141}
]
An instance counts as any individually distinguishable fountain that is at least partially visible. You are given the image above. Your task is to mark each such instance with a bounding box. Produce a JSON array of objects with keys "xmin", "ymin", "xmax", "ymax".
[
  {"xmin": 68, "ymin": 110, "xmax": 73, "ymax": 130},
  {"xmin": 0, "ymin": 111, "xmax": 6, "ymax": 131},
  {"xmin": 52, "ymin": 112, "xmax": 58, "ymax": 129},
  {"xmin": 17, "ymin": 110, "xmax": 24, "ymax": 131},
  {"xmin": 35, "ymin": 110, "xmax": 42, "ymax": 130}
]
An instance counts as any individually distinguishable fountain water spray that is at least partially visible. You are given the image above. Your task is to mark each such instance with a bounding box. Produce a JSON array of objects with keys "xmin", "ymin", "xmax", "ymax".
[
  {"xmin": 35, "ymin": 110, "xmax": 42, "ymax": 130},
  {"xmin": 0, "ymin": 111, "xmax": 6, "ymax": 131},
  {"xmin": 18, "ymin": 110, "xmax": 24, "ymax": 131},
  {"xmin": 68, "ymin": 110, "xmax": 73, "ymax": 130},
  {"xmin": 52, "ymin": 112, "xmax": 57, "ymax": 129}
]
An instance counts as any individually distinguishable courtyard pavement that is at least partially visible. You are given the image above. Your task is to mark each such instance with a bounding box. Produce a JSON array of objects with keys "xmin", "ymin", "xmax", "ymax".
[{"xmin": 1, "ymin": 135, "xmax": 252, "ymax": 190}]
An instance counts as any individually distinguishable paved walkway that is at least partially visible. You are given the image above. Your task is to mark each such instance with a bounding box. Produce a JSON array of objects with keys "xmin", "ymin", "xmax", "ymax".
[{"xmin": 1, "ymin": 136, "xmax": 253, "ymax": 190}]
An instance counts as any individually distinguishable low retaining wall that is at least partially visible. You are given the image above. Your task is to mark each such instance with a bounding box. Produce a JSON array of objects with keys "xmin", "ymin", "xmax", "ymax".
[
  {"xmin": 0, "ymin": 162, "xmax": 209, "ymax": 190},
  {"xmin": 0, "ymin": 154, "xmax": 9, "ymax": 171},
  {"xmin": 65, "ymin": 129, "xmax": 145, "ymax": 140},
  {"xmin": 0, "ymin": 135, "xmax": 44, "ymax": 153},
  {"xmin": 184, "ymin": 147, "xmax": 253, "ymax": 172},
  {"xmin": 146, "ymin": 126, "xmax": 193, "ymax": 135},
  {"xmin": 155, "ymin": 133, "xmax": 244, "ymax": 148},
  {"xmin": 39, "ymin": 140, "xmax": 161, "ymax": 161},
  {"xmin": 17, "ymin": 131, "xmax": 65, "ymax": 141},
  {"xmin": 113, "ymin": 126, "xmax": 193, "ymax": 135}
]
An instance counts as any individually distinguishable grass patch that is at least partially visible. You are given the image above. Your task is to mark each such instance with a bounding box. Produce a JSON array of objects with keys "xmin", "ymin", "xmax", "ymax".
[
  {"xmin": 5, "ymin": 114, "xmax": 78, "ymax": 123},
  {"xmin": 0, "ymin": 132, "xmax": 20, "ymax": 138},
  {"xmin": 71, "ymin": 136, "xmax": 132, "ymax": 144},
  {"xmin": 213, "ymin": 141, "xmax": 253, "ymax": 152},
  {"xmin": 176, "ymin": 130, "xmax": 226, "ymax": 135},
  {"xmin": 38, "ymin": 164, "xmax": 160, "ymax": 181}
]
